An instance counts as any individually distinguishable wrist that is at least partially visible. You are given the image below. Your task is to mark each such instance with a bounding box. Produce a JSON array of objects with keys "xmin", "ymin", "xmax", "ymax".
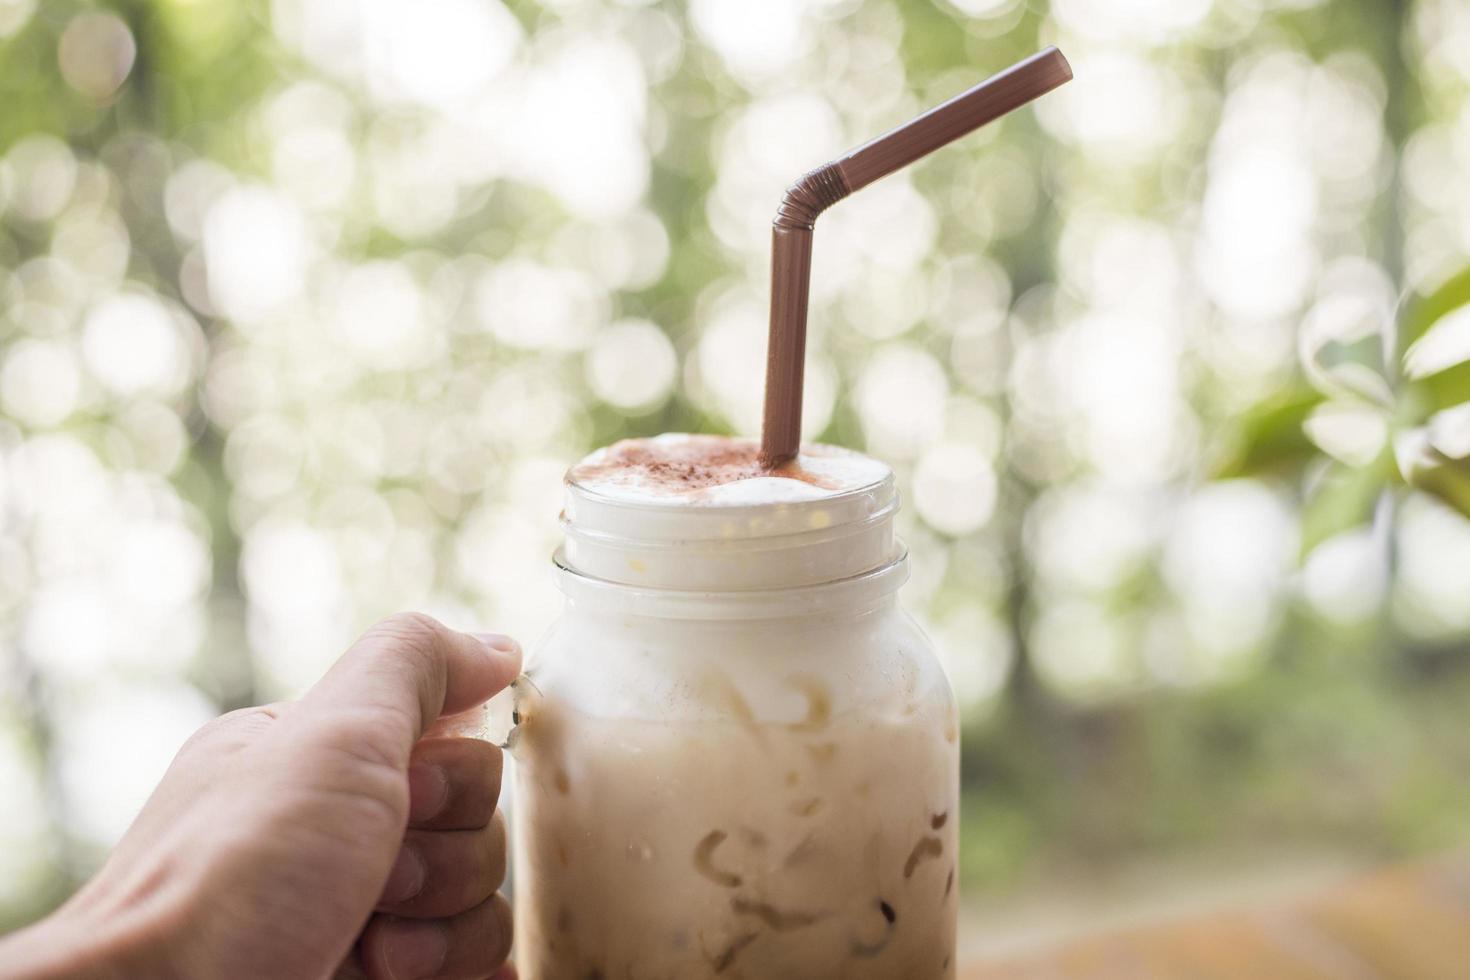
[
  {"xmin": 1, "ymin": 893, "xmax": 186, "ymax": 980},
  {"xmin": 0, "ymin": 913, "xmax": 106, "ymax": 980}
]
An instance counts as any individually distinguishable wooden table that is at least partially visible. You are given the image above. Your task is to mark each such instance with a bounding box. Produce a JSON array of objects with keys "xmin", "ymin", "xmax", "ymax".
[{"xmin": 962, "ymin": 855, "xmax": 1470, "ymax": 978}]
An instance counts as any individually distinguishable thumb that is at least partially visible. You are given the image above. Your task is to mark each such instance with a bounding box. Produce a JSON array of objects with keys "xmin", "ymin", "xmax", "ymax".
[{"xmin": 300, "ymin": 612, "xmax": 521, "ymax": 770}]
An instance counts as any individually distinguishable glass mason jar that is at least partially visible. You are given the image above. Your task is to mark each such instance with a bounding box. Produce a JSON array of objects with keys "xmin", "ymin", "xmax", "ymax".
[{"xmin": 506, "ymin": 439, "xmax": 959, "ymax": 980}]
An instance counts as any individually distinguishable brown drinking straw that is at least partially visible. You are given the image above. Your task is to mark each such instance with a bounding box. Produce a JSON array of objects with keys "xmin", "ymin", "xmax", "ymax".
[{"xmin": 759, "ymin": 46, "xmax": 1073, "ymax": 468}]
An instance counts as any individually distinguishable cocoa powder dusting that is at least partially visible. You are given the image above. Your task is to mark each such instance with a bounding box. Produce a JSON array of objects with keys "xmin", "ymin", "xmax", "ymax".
[{"xmin": 569, "ymin": 436, "xmax": 841, "ymax": 496}]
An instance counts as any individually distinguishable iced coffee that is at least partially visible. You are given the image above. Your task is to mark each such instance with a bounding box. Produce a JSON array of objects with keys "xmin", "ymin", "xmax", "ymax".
[
  {"xmin": 509, "ymin": 435, "xmax": 959, "ymax": 979},
  {"xmin": 500, "ymin": 47, "xmax": 1075, "ymax": 978}
]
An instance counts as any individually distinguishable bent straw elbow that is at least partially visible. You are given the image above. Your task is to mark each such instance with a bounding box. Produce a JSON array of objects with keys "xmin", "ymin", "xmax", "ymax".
[{"xmin": 773, "ymin": 161, "xmax": 852, "ymax": 231}]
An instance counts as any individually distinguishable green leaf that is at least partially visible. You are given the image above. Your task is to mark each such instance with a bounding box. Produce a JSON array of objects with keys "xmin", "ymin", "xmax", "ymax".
[
  {"xmin": 1302, "ymin": 399, "xmax": 1390, "ymax": 467},
  {"xmin": 1428, "ymin": 403, "xmax": 1470, "ymax": 460},
  {"xmin": 1400, "ymin": 266, "xmax": 1470, "ymax": 356},
  {"xmin": 1413, "ymin": 459, "xmax": 1470, "ymax": 518},
  {"xmin": 1304, "ymin": 334, "xmax": 1394, "ymax": 408},
  {"xmin": 1299, "ymin": 454, "xmax": 1392, "ymax": 558},
  {"xmin": 1397, "ymin": 426, "xmax": 1470, "ymax": 520},
  {"xmin": 1212, "ymin": 388, "xmax": 1327, "ymax": 479},
  {"xmin": 1410, "ymin": 359, "xmax": 1470, "ymax": 414}
]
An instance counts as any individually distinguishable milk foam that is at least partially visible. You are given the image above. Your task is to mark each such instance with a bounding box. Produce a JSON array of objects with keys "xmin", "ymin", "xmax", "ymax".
[{"xmin": 567, "ymin": 433, "xmax": 890, "ymax": 507}]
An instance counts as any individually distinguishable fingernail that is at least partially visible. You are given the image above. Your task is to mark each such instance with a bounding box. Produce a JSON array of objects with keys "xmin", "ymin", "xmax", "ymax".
[
  {"xmin": 474, "ymin": 632, "xmax": 519, "ymax": 654},
  {"xmin": 382, "ymin": 844, "xmax": 425, "ymax": 903},
  {"xmin": 407, "ymin": 764, "xmax": 449, "ymax": 823},
  {"xmin": 381, "ymin": 921, "xmax": 448, "ymax": 980}
]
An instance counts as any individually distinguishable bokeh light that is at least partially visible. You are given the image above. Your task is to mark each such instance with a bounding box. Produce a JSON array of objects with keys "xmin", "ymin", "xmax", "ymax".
[
  {"xmin": 3, "ymin": 0, "xmax": 1470, "ymax": 938},
  {"xmin": 4, "ymin": 136, "xmax": 76, "ymax": 223},
  {"xmin": 585, "ymin": 318, "xmax": 678, "ymax": 412},
  {"xmin": 53, "ymin": 681, "xmax": 218, "ymax": 850},
  {"xmin": 0, "ymin": 0, "xmax": 36, "ymax": 39},
  {"xmin": 58, "ymin": 12, "xmax": 136, "ymax": 103}
]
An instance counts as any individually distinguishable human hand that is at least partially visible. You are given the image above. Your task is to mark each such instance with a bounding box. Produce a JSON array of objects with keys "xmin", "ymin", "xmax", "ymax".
[{"xmin": 1, "ymin": 613, "xmax": 521, "ymax": 980}]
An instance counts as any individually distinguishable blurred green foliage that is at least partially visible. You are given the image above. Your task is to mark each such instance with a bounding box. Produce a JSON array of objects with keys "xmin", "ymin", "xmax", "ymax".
[
  {"xmin": 4, "ymin": 0, "xmax": 1470, "ymax": 939},
  {"xmin": 1220, "ymin": 262, "xmax": 1470, "ymax": 544}
]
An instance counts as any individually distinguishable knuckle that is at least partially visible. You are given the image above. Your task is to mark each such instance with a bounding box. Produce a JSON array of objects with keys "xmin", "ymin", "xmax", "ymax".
[
  {"xmin": 415, "ymin": 739, "xmax": 503, "ymax": 824},
  {"xmin": 185, "ymin": 712, "xmax": 234, "ymax": 743},
  {"xmin": 483, "ymin": 745, "xmax": 504, "ymax": 802},
  {"xmin": 485, "ymin": 811, "xmax": 509, "ymax": 885},
  {"xmin": 489, "ymin": 893, "xmax": 513, "ymax": 963},
  {"xmin": 366, "ymin": 613, "xmax": 450, "ymax": 703},
  {"xmin": 372, "ymin": 611, "xmax": 447, "ymax": 654},
  {"xmin": 460, "ymin": 737, "xmax": 505, "ymax": 785},
  {"xmin": 182, "ymin": 704, "xmax": 280, "ymax": 752},
  {"xmin": 490, "ymin": 807, "xmax": 508, "ymax": 840}
]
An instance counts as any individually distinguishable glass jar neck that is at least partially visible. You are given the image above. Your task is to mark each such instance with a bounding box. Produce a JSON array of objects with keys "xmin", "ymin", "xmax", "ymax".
[
  {"xmin": 553, "ymin": 549, "xmax": 909, "ymax": 622},
  {"xmin": 560, "ymin": 473, "xmax": 901, "ymax": 592}
]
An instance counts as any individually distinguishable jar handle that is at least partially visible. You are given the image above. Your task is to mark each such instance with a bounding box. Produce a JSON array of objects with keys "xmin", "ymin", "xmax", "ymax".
[{"xmin": 436, "ymin": 673, "xmax": 539, "ymax": 754}]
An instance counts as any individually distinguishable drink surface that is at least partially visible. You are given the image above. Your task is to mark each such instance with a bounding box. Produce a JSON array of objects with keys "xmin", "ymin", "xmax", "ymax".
[{"xmin": 567, "ymin": 433, "xmax": 890, "ymax": 506}]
